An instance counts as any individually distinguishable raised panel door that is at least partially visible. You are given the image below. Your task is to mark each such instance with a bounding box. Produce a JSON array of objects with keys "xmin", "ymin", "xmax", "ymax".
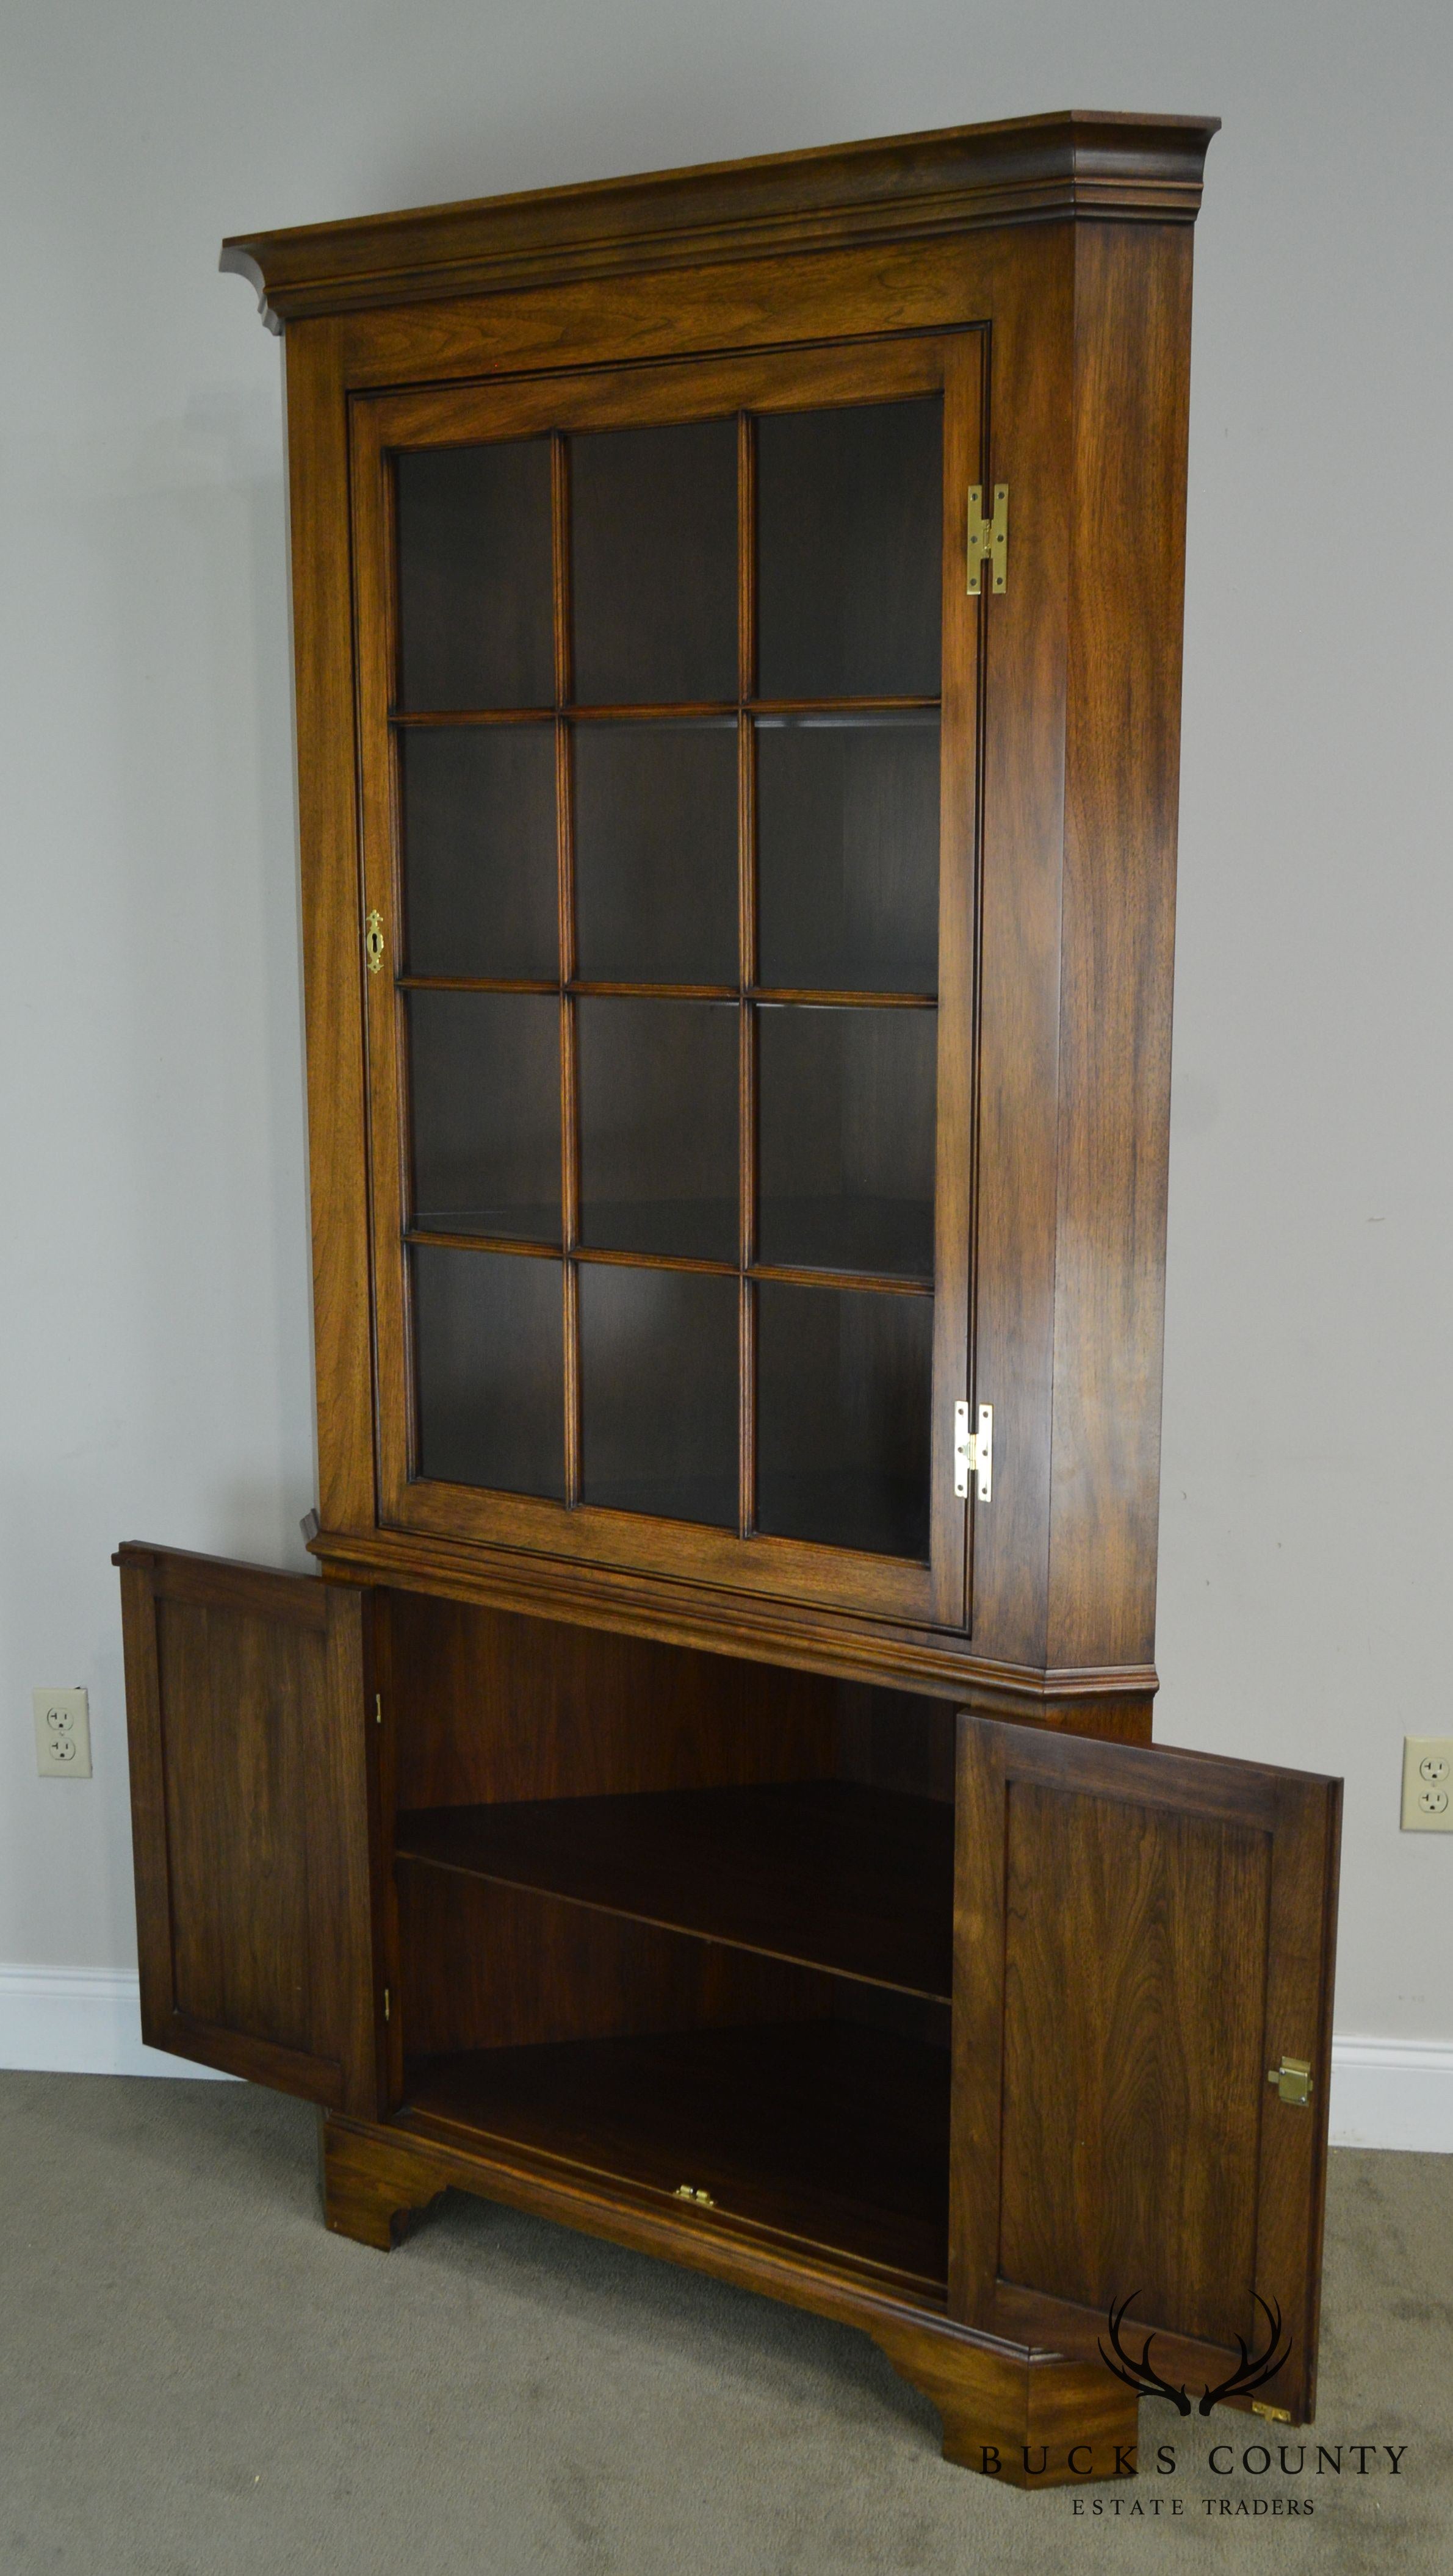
[
  {"xmin": 951, "ymin": 1718, "xmax": 1342, "ymax": 2425},
  {"xmin": 116, "ymin": 1544, "xmax": 378, "ymax": 2111}
]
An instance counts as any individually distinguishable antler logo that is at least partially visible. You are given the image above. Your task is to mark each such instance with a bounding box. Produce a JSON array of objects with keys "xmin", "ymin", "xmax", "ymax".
[{"xmin": 1099, "ymin": 2292, "xmax": 1293, "ymax": 2417}]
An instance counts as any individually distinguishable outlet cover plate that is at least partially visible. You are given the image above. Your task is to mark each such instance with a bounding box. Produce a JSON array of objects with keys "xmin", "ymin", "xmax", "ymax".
[
  {"xmin": 1401, "ymin": 1736, "xmax": 1453, "ymax": 1831},
  {"xmin": 34, "ymin": 1686, "xmax": 92, "ymax": 1778}
]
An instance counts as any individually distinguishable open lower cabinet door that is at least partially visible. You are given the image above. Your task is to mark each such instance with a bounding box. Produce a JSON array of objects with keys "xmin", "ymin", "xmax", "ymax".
[
  {"xmin": 951, "ymin": 1716, "xmax": 1341, "ymax": 2427},
  {"xmin": 116, "ymin": 1544, "xmax": 378, "ymax": 2115}
]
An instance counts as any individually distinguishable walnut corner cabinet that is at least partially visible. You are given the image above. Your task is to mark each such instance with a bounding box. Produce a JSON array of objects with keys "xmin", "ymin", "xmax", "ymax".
[{"xmin": 115, "ymin": 112, "xmax": 1343, "ymax": 2490}]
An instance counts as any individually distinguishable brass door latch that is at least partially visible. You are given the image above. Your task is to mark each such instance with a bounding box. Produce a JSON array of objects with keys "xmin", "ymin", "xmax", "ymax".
[{"xmin": 1266, "ymin": 2056, "xmax": 1313, "ymax": 2107}]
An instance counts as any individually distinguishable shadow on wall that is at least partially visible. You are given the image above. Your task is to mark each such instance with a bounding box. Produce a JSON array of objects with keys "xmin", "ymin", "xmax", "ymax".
[{"xmin": 101, "ymin": 387, "xmax": 317, "ymax": 1561}]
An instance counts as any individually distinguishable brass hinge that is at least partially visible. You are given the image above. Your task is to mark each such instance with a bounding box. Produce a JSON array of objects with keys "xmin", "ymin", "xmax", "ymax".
[
  {"xmin": 375, "ymin": 1694, "xmax": 383, "ymax": 1727},
  {"xmin": 1266, "ymin": 2055, "xmax": 1312, "ymax": 2108},
  {"xmin": 364, "ymin": 909, "xmax": 386, "ymax": 974},
  {"xmin": 954, "ymin": 1401, "xmax": 993, "ymax": 1502},
  {"xmin": 1252, "ymin": 2401, "xmax": 1293, "ymax": 2425},
  {"xmin": 967, "ymin": 484, "xmax": 1009, "ymax": 596},
  {"xmin": 674, "ymin": 2183, "xmax": 715, "ymax": 2206},
  {"xmin": 382, "ymin": 1987, "xmax": 391, "ymax": 2023}
]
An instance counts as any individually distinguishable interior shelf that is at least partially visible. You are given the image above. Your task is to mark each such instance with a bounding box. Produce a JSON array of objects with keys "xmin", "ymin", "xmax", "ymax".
[
  {"xmin": 394, "ymin": 1779, "xmax": 954, "ymax": 1999},
  {"xmin": 402, "ymin": 2019, "xmax": 951, "ymax": 2290}
]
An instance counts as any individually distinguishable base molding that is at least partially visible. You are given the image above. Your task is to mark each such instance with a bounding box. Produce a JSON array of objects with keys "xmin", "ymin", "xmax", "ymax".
[
  {"xmin": 1327, "ymin": 2037, "xmax": 1453, "ymax": 2153},
  {"xmin": 320, "ymin": 2109, "xmax": 1138, "ymax": 2484},
  {"xmin": 868, "ymin": 2314, "xmax": 1136, "ymax": 2484}
]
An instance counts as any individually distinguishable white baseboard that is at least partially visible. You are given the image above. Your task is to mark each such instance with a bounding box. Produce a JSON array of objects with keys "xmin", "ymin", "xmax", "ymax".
[
  {"xmin": 0, "ymin": 1970, "xmax": 1448, "ymax": 2144},
  {"xmin": 1327, "ymin": 2037, "xmax": 1453, "ymax": 2153},
  {"xmin": 0, "ymin": 1965, "xmax": 234, "ymax": 2079}
]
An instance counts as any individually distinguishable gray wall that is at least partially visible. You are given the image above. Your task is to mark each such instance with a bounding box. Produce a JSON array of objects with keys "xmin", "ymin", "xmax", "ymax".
[{"xmin": 1, "ymin": 0, "xmax": 1449, "ymax": 2042}]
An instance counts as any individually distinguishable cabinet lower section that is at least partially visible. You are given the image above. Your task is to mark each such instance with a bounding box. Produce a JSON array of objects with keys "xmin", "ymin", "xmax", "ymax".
[
  {"xmin": 117, "ymin": 1539, "xmax": 1340, "ymax": 2485},
  {"xmin": 320, "ymin": 2104, "xmax": 1139, "ymax": 2488}
]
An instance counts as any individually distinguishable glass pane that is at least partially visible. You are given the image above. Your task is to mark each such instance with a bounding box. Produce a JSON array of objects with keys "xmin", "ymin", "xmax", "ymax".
[
  {"xmin": 408, "ymin": 991, "xmax": 560, "ymax": 1240},
  {"xmin": 758, "ymin": 1005, "xmax": 936, "ymax": 1280},
  {"xmin": 571, "ymin": 421, "xmax": 737, "ymax": 706},
  {"xmin": 577, "ymin": 998, "xmax": 737, "ymax": 1261},
  {"xmin": 574, "ymin": 721, "xmax": 738, "ymax": 984},
  {"xmin": 413, "ymin": 1245, "xmax": 564, "ymax": 1496},
  {"xmin": 401, "ymin": 726, "xmax": 558, "ymax": 980},
  {"xmin": 580, "ymin": 1264, "xmax": 737, "ymax": 1526},
  {"xmin": 757, "ymin": 400, "xmax": 942, "ymax": 700},
  {"xmin": 396, "ymin": 442, "xmax": 554, "ymax": 711},
  {"xmin": 756, "ymin": 1283, "xmax": 932, "ymax": 1558},
  {"xmin": 757, "ymin": 715, "xmax": 939, "ymax": 994}
]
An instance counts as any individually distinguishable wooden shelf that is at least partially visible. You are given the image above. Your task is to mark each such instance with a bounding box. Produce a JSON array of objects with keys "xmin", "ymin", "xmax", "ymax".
[
  {"xmin": 395, "ymin": 1779, "xmax": 954, "ymax": 1999},
  {"xmin": 403, "ymin": 2019, "xmax": 950, "ymax": 2290}
]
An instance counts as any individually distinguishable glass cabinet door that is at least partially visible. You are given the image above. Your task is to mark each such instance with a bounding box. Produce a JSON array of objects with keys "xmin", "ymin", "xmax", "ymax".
[{"xmin": 353, "ymin": 336, "xmax": 980, "ymax": 1626}]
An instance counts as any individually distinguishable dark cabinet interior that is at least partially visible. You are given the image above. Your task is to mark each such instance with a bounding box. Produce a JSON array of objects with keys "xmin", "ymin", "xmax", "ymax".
[
  {"xmin": 391, "ymin": 385, "xmax": 948, "ymax": 1565},
  {"xmin": 383, "ymin": 1592, "xmax": 956, "ymax": 2294}
]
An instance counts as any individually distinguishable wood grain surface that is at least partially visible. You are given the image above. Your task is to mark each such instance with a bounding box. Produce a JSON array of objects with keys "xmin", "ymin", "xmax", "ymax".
[
  {"xmin": 117, "ymin": 1544, "xmax": 377, "ymax": 2114},
  {"xmin": 222, "ymin": 112, "xmax": 1217, "ymax": 328},
  {"xmin": 951, "ymin": 1716, "xmax": 1341, "ymax": 2423}
]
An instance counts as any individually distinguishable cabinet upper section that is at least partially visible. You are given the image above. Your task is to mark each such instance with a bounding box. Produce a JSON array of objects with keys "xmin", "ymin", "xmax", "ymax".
[
  {"xmin": 220, "ymin": 111, "xmax": 1218, "ymax": 332},
  {"xmin": 230, "ymin": 113, "xmax": 1215, "ymax": 1709}
]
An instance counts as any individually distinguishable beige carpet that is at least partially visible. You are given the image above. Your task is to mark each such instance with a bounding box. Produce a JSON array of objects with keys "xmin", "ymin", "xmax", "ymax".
[{"xmin": 1, "ymin": 2071, "xmax": 1448, "ymax": 2573}]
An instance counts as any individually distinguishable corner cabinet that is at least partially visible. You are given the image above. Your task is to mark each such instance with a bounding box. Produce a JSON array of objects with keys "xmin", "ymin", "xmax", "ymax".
[{"xmin": 116, "ymin": 113, "xmax": 1344, "ymax": 2488}]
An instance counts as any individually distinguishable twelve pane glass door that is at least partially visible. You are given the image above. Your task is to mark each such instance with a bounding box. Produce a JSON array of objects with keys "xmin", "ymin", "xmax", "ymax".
[{"xmin": 356, "ymin": 339, "xmax": 978, "ymax": 1620}]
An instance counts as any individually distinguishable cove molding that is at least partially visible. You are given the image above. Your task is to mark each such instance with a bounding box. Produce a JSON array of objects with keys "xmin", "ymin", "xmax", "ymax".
[{"xmin": 2, "ymin": 1966, "xmax": 1451, "ymax": 2148}]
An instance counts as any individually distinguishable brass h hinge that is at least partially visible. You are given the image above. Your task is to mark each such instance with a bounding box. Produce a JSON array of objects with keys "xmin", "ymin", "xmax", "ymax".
[
  {"xmin": 954, "ymin": 1401, "xmax": 992, "ymax": 1502},
  {"xmin": 967, "ymin": 484, "xmax": 1009, "ymax": 595},
  {"xmin": 1266, "ymin": 2055, "xmax": 1312, "ymax": 2108},
  {"xmin": 364, "ymin": 909, "xmax": 386, "ymax": 974}
]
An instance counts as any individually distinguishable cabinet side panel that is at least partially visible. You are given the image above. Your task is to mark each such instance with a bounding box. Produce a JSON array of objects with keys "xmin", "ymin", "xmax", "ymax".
[
  {"xmin": 1048, "ymin": 225, "xmax": 1193, "ymax": 1670},
  {"xmin": 286, "ymin": 317, "xmax": 376, "ymax": 1531},
  {"xmin": 965, "ymin": 229, "xmax": 1075, "ymax": 1668}
]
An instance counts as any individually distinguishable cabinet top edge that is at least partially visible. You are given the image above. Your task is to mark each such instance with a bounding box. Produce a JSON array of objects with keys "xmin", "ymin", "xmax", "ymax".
[{"xmin": 220, "ymin": 109, "xmax": 1220, "ymax": 333}]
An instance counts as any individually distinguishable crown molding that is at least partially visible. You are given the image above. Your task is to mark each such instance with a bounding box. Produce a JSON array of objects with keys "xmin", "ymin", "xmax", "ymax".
[{"xmin": 221, "ymin": 109, "xmax": 1219, "ymax": 333}]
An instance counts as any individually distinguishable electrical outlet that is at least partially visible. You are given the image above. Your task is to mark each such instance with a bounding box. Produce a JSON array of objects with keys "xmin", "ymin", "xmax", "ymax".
[
  {"xmin": 34, "ymin": 1686, "xmax": 92, "ymax": 1779},
  {"xmin": 1401, "ymin": 1736, "xmax": 1453, "ymax": 1832}
]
